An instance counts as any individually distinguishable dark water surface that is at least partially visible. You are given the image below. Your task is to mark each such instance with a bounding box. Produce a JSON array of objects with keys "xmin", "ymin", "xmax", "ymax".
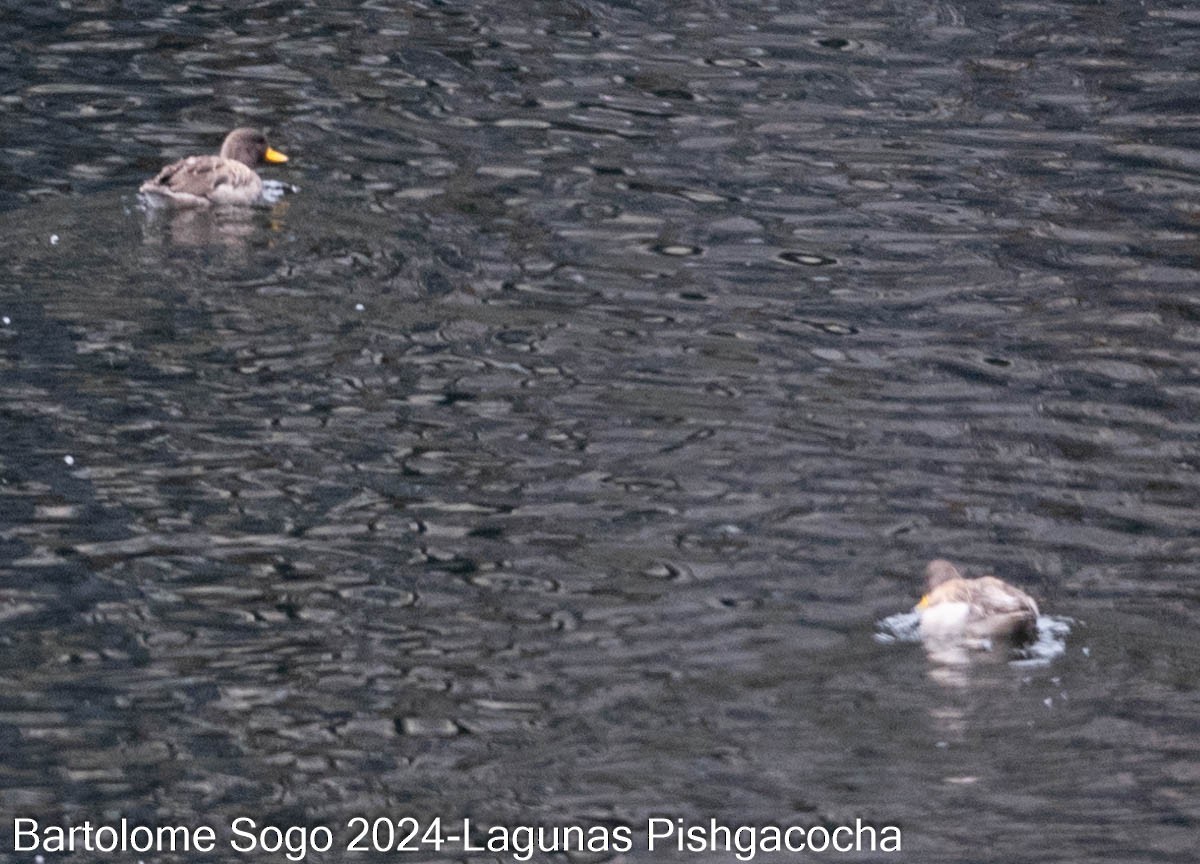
[{"xmin": 2, "ymin": 1, "xmax": 1199, "ymax": 861}]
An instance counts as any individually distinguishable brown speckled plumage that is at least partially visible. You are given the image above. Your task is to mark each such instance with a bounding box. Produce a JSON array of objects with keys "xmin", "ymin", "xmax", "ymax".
[
  {"xmin": 140, "ymin": 128, "xmax": 287, "ymax": 206},
  {"xmin": 916, "ymin": 559, "xmax": 1039, "ymax": 643}
]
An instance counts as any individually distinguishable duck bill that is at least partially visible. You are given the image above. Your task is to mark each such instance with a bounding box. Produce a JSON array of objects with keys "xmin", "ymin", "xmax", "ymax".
[
  {"xmin": 264, "ymin": 147, "xmax": 289, "ymax": 164},
  {"xmin": 916, "ymin": 595, "xmax": 930, "ymax": 609}
]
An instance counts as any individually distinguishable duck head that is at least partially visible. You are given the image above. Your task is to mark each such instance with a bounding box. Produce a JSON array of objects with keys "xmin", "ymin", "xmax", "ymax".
[{"xmin": 219, "ymin": 128, "xmax": 288, "ymax": 167}]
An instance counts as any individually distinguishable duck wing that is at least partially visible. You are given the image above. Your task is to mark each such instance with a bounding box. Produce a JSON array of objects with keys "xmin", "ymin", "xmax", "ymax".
[
  {"xmin": 968, "ymin": 576, "xmax": 1039, "ymax": 617},
  {"xmin": 140, "ymin": 155, "xmax": 262, "ymax": 204}
]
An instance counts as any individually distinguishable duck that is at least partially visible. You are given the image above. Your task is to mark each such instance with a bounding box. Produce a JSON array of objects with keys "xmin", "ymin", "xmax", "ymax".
[
  {"xmin": 916, "ymin": 559, "xmax": 1039, "ymax": 644},
  {"xmin": 140, "ymin": 128, "xmax": 288, "ymax": 206}
]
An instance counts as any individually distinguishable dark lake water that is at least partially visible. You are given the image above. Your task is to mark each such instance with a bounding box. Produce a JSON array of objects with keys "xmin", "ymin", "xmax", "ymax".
[{"xmin": 2, "ymin": 1, "xmax": 1199, "ymax": 862}]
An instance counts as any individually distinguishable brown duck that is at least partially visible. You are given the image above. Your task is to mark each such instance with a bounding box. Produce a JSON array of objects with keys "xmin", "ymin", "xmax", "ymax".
[
  {"xmin": 140, "ymin": 128, "xmax": 288, "ymax": 206},
  {"xmin": 916, "ymin": 559, "xmax": 1039, "ymax": 643}
]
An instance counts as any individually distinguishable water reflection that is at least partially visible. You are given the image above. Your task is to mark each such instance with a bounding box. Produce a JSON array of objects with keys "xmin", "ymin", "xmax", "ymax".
[
  {"xmin": 138, "ymin": 197, "xmax": 293, "ymax": 249},
  {"xmin": 877, "ymin": 609, "xmax": 1071, "ymax": 676}
]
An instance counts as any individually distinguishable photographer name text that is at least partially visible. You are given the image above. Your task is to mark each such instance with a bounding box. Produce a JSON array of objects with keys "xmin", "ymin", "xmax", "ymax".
[{"xmin": 9, "ymin": 815, "xmax": 901, "ymax": 861}]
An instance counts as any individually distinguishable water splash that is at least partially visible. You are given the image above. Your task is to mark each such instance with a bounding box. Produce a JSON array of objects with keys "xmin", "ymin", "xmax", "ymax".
[
  {"xmin": 1012, "ymin": 616, "xmax": 1073, "ymax": 667},
  {"xmin": 874, "ymin": 609, "xmax": 922, "ymax": 644},
  {"xmin": 876, "ymin": 609, "xmax": 1072, "ymax": 667}
]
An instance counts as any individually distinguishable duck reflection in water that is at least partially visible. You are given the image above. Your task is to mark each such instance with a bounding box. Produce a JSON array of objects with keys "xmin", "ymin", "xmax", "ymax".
[{"xmin": 139, "ymin": 200, "xmax": 290, "ymax": 250}]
